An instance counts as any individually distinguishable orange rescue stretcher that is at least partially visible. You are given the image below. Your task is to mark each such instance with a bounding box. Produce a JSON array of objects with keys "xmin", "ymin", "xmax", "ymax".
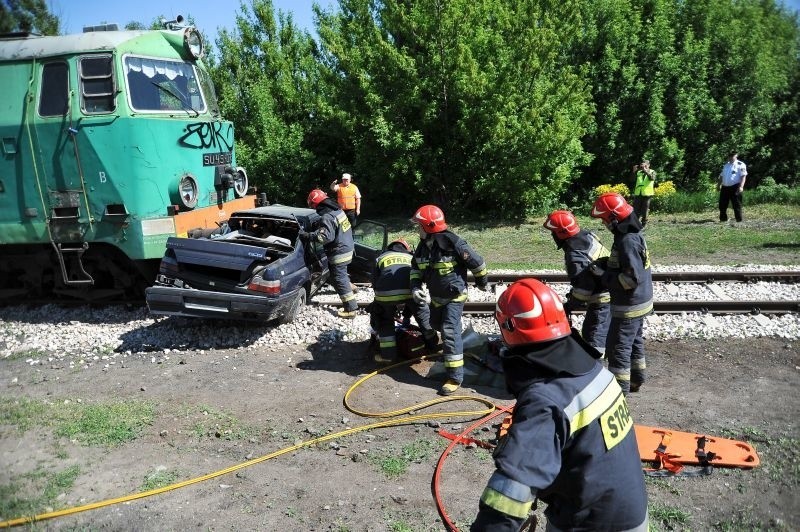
[
  {"xmin": 635, "ymin": 425, "xmax": 760, "ymax": 476},
  {"xmin": 439, "ymin": 420, "xmax": 761, "ymax": 477}
]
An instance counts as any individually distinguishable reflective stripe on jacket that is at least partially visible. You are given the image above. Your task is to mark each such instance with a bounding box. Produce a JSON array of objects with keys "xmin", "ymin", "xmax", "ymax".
[
  {"xmin": 475, "ymin": 353, "xmax": 648, "ymax": 531},
  {"xmin": 312, "ymin": 203, "xmax": 354, "ymax": 265},
  {"xmin": 372, "ymin": 251, "xmax": 413, "ymax": 303},
  {"xmin": 604, "ymin": 231, "xmax": 653, "ymax": 318},
  {"xmin": 410, "ymin": 231, "xmax": 487, "ymax": 300},
  {"xmin": 563, "ymin": 230, "xmax": 610, "ymax": 305}
]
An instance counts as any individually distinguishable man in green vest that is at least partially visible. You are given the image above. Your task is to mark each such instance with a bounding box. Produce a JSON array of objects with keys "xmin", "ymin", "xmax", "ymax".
[{"xmin": 631, "ymin": 159, "xmax": 656, "ymax": 227}]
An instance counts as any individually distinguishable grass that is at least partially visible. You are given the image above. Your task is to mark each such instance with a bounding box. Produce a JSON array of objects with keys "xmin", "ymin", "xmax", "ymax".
[
  {"xmin": 719, "ymin": 426, "xmax": 800, "ymax": 487},
  {"xmin": 2, "ymin": 348, "xmax": 47, "ymax": 361},
  {"xmin": 0, "ymin": 397, "xmax": 155, "ymax": 446},
  {"xmin": 385, "ymin": 510, "xmax": 442, "ymax": 532},
  {"xmin": 380, "ymin": 203, "xmax": 800, "ymax": 269},
  {"xmin": 387, "ymin": 519, "xmax": 415, "ymax": 532},
  {"xmin": 0, "ymin": 465, "xmax": 81, "ymax": 521},
  {"xmin": 185, "ymin": 404, "xmax": 262, "ymax": 442},
  {"xmin": 139, "ymin": 468, "xmax": 181, "ymax": 492},
  {"xmin": 649, "ymin": 502, "xmax": 692, "ymax": 530},
  {"xmin": 370, "ymin": 438, "xmax": 441, "ymax": 478},
  {"xmin": 56, "ymin": 402, "xmax": 155, "ymax": 446},
  {"xmin": 712, "ymin": 506, "xmax": 776, "ymax": 531},
  {"xmin": 645, "ymin": 477, "xmax": 682, "ymax": 496}
]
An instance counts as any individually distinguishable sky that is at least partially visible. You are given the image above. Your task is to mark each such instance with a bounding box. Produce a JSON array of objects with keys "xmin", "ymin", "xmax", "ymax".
[
  {"xmin": 51, "ymin": 0, "xmax": 800, "ymax": 43},
  {"xmin": 52, "ymin": 0, "xmax": 325, "ymax": 43}
]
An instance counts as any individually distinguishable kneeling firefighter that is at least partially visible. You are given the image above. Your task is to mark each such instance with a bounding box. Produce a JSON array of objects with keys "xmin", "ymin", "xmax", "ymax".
[
  {"xmin": 471, "ymin": 278, "xmax": 648, "ymax": 532},
  {"xmin": 370, "ymin": 239, "xmax": 438, "ymax": 364}
]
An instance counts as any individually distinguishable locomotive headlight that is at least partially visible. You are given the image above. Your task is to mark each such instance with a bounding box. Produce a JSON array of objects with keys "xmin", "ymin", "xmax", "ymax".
[
  {"xmin": 171, "ymin": 173, "xmax": 199, "ymax": 210},
  {"xmin": 183, "ymin": 28, "xmax": 204, "ymax": 59},
  {"xmin": 233, "ymin": 167, "xmax": 249, "ymax": 198}
]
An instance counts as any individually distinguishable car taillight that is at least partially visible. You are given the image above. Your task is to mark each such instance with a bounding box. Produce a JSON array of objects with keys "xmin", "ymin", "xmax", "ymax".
[{"xmin": 248, "ymin": 277, "xmax": 280, "ymax": 295}]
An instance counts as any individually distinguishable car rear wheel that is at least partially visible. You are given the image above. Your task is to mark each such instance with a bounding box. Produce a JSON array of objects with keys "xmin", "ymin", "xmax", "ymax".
[{"xmin": 279, "ymin": 288, "xmax": 307, "ymax": 324}]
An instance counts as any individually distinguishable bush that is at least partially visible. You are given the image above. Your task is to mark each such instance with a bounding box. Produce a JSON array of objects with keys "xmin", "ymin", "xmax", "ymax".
[
  {"xmin": 654, "ymin": 180, "xmax": 677, "ymax": 199},
  {"xmin": 748, "ymin": 180, "xmax": 800, "ymax": 205},
  {"xmin": 653, "ymin": 190, "xmax": 716, "ymax": 213},
  {"xmin": 651, "ymin": 180, "xmax": 677, "ymax": 212},
  {"xmin": 593, "ymin": 183, "xmax": 630, "ymax": 197}
]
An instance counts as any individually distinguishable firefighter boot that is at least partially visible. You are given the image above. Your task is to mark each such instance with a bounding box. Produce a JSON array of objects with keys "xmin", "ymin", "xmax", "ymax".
[
  {"xmin": 423, "ymin": 330, "xmax": 441, "ymax": 353},
  {"xmin": 373, "ymin": 352, "xmax": 396, "ymax": 365},
  {"xmin": 438, "ymin": 378, "xmax": 461, "ymax": 396},
  {"xmin": 337, "ymin": 301, "xmax": 359, "ymax": 319}
]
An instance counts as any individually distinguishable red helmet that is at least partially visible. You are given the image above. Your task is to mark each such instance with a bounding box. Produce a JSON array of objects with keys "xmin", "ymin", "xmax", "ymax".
[
  {"xmin": 495, "ymin": 278, "xmax": 571, "ymax": 346},
  {"xmin": 590, "ymin": 192, "xmax": 634, "ymax": 224},
  {"xmin": 543, "ymin": 210, "xmax": 580, "ymax": 239},
  {"xmin": 388, "ymin": 238, "xmax": 412, "ymax": 253},
  {"xmin": 307, "ymin": 189, "xmax": 328, "ymax": 208},
  {"xmin": 411, "ymin": 205, "xmax": 447, "ymax": 234}
]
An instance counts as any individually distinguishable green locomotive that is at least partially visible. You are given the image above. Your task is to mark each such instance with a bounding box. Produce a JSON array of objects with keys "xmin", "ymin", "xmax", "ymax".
[{"xmin": 0, "ymin": 17, "xmax": 257, "ymax": 300}]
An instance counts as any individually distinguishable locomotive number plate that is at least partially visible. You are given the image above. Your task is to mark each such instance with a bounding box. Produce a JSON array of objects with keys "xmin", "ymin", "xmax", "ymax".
[{"xmin": 202, "ymin": 152, "xmax": 232, "ymax": 166}]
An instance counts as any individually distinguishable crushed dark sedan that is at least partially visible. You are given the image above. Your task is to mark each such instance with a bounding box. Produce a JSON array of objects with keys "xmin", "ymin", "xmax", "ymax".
[{"xmin": 145, "ymin": 204, "xmax": 387, "ymax": 323}]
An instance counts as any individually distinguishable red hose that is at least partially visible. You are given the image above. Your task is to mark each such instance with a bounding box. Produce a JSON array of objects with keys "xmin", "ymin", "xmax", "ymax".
[{"xmin": 432, "ymin": 404, "xmax": 514, "ymax": 531}]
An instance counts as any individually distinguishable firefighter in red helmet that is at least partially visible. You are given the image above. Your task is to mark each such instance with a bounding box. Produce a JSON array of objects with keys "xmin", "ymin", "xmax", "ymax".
[
  {"xmin": 301, "ymin": 188, "xmax": 358, "ymax": 318},
  {"xmin": 471, "ymin": 278, "xmax": 648, "ymax": 532},
  {"xmin": 543, "ymin": 210, "xmax": 611, "ymax": 353},
  {"xmin": 590, "ymin": 192, "xmax": 654, "ymax": 394},
  {"xmin": 409, "ymin": 204, "xmax": 488, "ymax": 395}
]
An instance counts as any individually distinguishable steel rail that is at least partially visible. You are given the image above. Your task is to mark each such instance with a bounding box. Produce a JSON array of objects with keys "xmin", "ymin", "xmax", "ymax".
[
  {"xmin": 352, "ymin": 271, "xmax": 800, "ymax": 289},
  {"xmin": 454, "ymin": 300, "xmax": 800, "ymax": 315},
  {"xmin": 482, "ymin": 271, "xmax": 800, "ymax": 284}
]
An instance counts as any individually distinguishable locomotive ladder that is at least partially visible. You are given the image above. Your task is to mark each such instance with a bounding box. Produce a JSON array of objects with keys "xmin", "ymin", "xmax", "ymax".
[{"xmin": 51, "ymin": 241, "xmax": 94, "ymax": 287}]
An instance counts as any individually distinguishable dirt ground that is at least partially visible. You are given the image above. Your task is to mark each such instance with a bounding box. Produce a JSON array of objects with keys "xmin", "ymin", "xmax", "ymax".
[{"xmin": 1, "ymin": 331, "xmax": 798, "ymax": 531}]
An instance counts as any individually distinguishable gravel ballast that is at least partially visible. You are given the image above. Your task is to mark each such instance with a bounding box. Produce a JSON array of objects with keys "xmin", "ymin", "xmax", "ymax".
[{"xmin": 1, "ymin": 265, "xmax": 797, "ymax": 370}]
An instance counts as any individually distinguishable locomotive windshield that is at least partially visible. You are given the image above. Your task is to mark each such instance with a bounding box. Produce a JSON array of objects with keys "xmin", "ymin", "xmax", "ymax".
[{"xmin": 124, "ymin": 55, "xmax": 207, "ymax": 114}]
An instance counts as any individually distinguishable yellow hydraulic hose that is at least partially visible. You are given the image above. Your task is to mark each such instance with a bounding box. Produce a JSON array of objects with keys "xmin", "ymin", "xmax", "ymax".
[{"xmin": 0, "ymin": 353, "xmax": 499, "ymax": 528}]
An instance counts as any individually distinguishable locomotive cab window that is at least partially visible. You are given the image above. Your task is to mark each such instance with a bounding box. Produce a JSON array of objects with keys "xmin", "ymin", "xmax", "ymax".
[
  {"xmin": 39, "ymin": 62, "xmax": 69, "ymax": 117},
  {"xmin": 79, "ymin": 55, "xmax": 115, "ymax": 114},
  {"xmin": 123, "ymin": 55, "xmax": 207, "ymax": 114}
]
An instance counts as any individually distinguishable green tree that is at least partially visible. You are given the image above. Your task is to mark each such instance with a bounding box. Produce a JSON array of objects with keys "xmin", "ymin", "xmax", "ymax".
[
  {"xmin": 574, "ymin": 0, "xmax": 799, "ymax": 193},
  {"xmin": 0, "ymin": 0, "xmax": 59, "ymax": 34},
  {"xmin": 316, "ymin": 0, "xmax": 594, "ymax": 217},
  {"xmin": 209, "ymin": 0, "xmax": 321, "ymax": 204}
]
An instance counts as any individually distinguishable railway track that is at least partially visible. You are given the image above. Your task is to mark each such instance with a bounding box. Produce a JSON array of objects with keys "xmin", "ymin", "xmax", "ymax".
[
  {"xmin": 5, "ymin": 271, "xmax": 799, "ymax": 316},
  {"xmin": 483, "ymin": 270, "xmax": 800, "ymax": 284},
  {"xmin": 345, "ymin": 270, "xmax": 800, "ymax": 316},
  {"xmin": 452, "ymin": 300, "xmax": 800, "ymax": 315}
]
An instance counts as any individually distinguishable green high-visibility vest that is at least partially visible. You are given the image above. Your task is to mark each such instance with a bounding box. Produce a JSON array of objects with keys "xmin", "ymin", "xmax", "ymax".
[{"xmin": 634, "ymin": 171, "xmax": 655, "ymax": 196}]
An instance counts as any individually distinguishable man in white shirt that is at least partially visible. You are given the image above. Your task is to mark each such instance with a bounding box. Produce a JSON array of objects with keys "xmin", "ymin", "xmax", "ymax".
[{"xmin": 718, "ymin": 151, "xmax": 747, "ymax": 222}]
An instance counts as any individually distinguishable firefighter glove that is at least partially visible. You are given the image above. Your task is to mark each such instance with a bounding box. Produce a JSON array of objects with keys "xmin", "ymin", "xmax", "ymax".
[
  {"xmin": 412, "ymin": 288, "xmax": 431, "ymax": 304},
  {"xmin": 297, "ymin": 228, "xmax": 311, "ymax": 241},
  {"xmin": 589, "ymin": 263, "xmax": 605, "ymax": 277},
  {"xmin": 475, "ymin": 276, "xmax": 489, "ymax": 291}
]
